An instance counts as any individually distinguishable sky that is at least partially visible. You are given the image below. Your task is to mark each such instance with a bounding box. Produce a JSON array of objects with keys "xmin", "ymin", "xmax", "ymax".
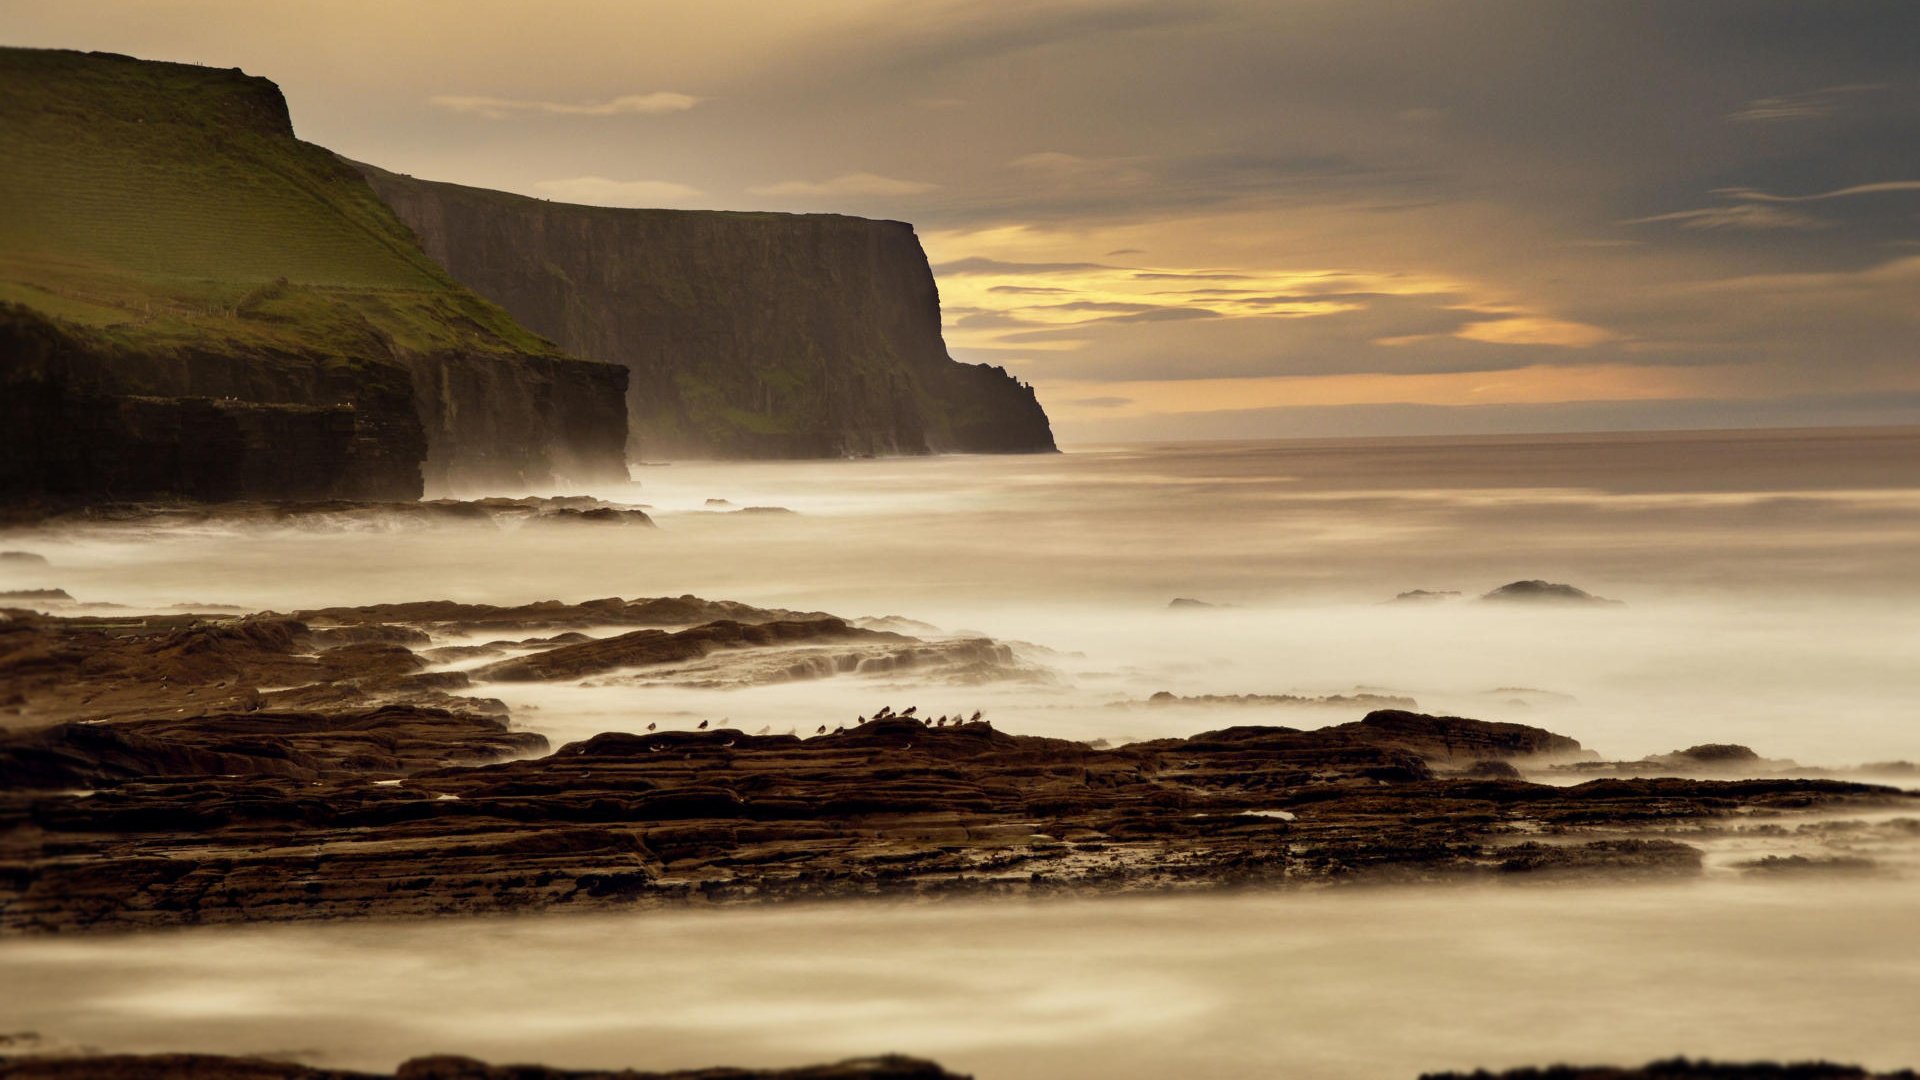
[{"xmin": 6, "ymin": 0, "xmax": 1918, "ymax": 441}]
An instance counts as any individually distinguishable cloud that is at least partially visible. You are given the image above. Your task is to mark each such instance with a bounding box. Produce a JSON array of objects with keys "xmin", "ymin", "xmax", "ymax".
[
  {"xmin": 1620, "ymin": 181, "xmax": 1920, "ymax": 233},
  {"xmin": 530, "ymin": 176, "xmax": 706, "ymax": 207},
  {"xmin": 1727, "ymin": 83, "xmax": 1886, "ymax": 122},
  {"xmin": 933, "ymin": 257, "xmax": 1121, "ymax": 276},
  {"xmin": 1709, "ymin": 180, "xmax": 1920, "ymax": 203},
  {"xmin": 1453, "ymin": 315, "xmax": 1614, "ymax": 348},
  {"xmin": 430, "ymin": 92, "xmax": 699, "ymax": 119},
  {"xmin": 1621, "ymin": 204, "xmax": 1828, "ymax": 231},
  {"xmin": 748, "ymin": 172, "xmax": 938, "ymax": 197}
]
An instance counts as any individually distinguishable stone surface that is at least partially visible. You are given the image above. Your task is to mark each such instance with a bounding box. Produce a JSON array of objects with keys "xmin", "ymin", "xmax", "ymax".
[
  {"xmin": 2, "ymin": 597, "xmax": 1912, "ymax": 936},
  {"xmin": 0, "ymin": 1053, "xmax": 965, "ymax": 1080},
  {"xmin": 358, "ymin": 164, "xmax": 1055, "ymax": 461}
]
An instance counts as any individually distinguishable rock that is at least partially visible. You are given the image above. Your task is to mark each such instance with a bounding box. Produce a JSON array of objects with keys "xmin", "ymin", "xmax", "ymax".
[
  {"xmin": 1496, "ymin": 839, "xmax": 1703, "ymax": 878},
  {"xmin": 357, "ymin": 162, "xmax": 1055, "ymax": 461},
  {"xmin": 5, "ymin": 701, "xmax": 1905, "ymax": 934},
  {"xmin": 0, "ymin": 590, "xmax": 69, "ymax": 602},
  {"xmin": 534, "ymin": 507, "xmax": 655, "ymax": 527},
  {"xmin": 1391, "ymin": 589, "xmax": 1460, "ymax": 603},
  {"xmin": 473, "ymin": 618, "xmax": 888, "ymax": 682},
  {"xmin": 0, "ymin": 1053, "xmax": 966, "ymax": 1079},
  {"xmin": 704, "ymin": 498, "xmax": 734, "ymax": 507},
  {"xmin": 1422, "ymin": 1059, "xmax": 1917, "ymax": 1079},
  {"xmin": 1480, "ymin": 580, "xmax": 1621, "ymax": 605}
]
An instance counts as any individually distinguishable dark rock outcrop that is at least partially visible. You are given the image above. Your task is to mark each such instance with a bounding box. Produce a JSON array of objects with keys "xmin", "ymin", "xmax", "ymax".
[
  {"xmin": 1480, "ymin": 581, "xmax": 1621, "ymax": 605},
  {"xmin": 4, "ymin": 598, "xmax": 1911, "ymax": 935},
  {"xmin": 356, "ymin": 164, "xmax": 1055, "ymax": 460},
  {"xmin": 5, "ymin": 702, "xmax": 1905, "ymax": 933},
  {"xmin": 1423, "ymin": 1060, "xmax": 1920, "ymax": 1079},
  {"xmin": 0, "ymin": 1053, "xmax": 966, "ymax": 1080}
]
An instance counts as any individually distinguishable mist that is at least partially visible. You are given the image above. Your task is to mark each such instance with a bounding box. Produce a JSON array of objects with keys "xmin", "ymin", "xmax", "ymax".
[
  {"xmin": 8, "ymin": 429, "xmax": 1918, "ymax": 766},
  {"xmin": 5, "ymin": 879, "xmax": 1919, "ymax": 1079}
]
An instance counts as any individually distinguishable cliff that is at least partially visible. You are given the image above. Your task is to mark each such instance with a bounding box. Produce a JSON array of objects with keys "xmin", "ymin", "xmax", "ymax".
[
  {"xmin": 0, "ymin": 48, "xmax": 629, "ymax": 504},
  {"xmin": 357, "ymin": 165, "xmax": 1056, "ymax": 460}
]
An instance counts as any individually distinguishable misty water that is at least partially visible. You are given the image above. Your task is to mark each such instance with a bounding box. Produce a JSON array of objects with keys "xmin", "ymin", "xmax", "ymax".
[{"xmin": 4, "ymin": 427, "xmax": 1919, "ymax": 1075}]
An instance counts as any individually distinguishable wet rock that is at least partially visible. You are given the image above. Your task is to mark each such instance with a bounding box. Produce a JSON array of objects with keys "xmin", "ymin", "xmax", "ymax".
[
  {"xmin": 534, "ymin": 507, "xmax": 655, "ymax": 527},
  {"xmin": 0, "ymin": 1052, "xmax": 965, "ymax": 1079},
  {"xmin": 473, "ymin": 618, "xmax": 889, "ymax": 682},
  {"xmin": 1391, "ymin": 589, "xmax": 1460, "ymax": 603},
  {"xmin": 1422, "ymin": 1059, "xmax": 1918, "ymax": 1079},
  {"xmin": 5, "ymin": 707, "xmax": 1904, "ymax": 934},
  {"xmin": 1480, "ymin": 580, "xmax": 1621, "ymax": 605}
]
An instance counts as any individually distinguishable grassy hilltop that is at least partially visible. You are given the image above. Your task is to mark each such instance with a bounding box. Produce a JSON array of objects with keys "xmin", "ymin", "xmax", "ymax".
[
  {"xmin": 0, "ymin": 47, "xmax": 628, "ymax": 502},
  {"xmin": 0, "ymin": 46, "xmax": 555, "ymax": 362}
]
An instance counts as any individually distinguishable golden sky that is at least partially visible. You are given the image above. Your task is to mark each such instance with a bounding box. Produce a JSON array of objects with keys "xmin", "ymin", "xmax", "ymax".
[{"xmin": 6, "ymin": 0, "xmax": 1918, "ymax": 440}]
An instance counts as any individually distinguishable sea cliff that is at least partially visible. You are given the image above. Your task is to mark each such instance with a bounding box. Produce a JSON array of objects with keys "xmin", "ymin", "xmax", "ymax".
[
  {"xmin": 0, "ymin": 49, "xmax": 629, "ymax": 504},
  {"xmin": 359, "ymin": 165, "xmax": 1056, "ymax": 460}
]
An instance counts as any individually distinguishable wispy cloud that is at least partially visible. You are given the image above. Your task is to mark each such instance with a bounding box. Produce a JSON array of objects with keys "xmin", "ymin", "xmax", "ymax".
[
  {"xmin": 1726, "ymin": 83, "xmax": 1886, "ymax": 122},
  {"xmin": 1710, "ymin": 180, "xmax": 1920, "ymax": 203},
  {"xmin": 430, "ymin": 92, "xmax": 700, "ymax": 119},
  {"xmin": 531, "ymin": 176, "xmax": 706, "ymax": 207},
  {"xmin": 748, "ymin": 172, "xmax": 938, "ymax": 197},
  {"xmin": 1623, "ymin": 180, "xmax": 1920, "ymax": 232},
  {"xmin": 1621, "ymin": 204, "xmax": 1827, "ymax": 231}
]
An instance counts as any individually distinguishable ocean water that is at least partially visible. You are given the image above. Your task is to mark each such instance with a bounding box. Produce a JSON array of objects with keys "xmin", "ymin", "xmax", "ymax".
[
  {"xmin": 7, "ymin": 426, "xmax": 1918, "ymax": 764},
  {"xmin": 5, "ymin": 427, "xmax": 1920, "ymax": 1077}
]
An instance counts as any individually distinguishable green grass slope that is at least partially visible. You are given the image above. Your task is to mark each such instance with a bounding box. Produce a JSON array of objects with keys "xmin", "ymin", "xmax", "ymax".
[{"xmin": 0, "ymin": 46, "xmax": 560, "ymax": 368}]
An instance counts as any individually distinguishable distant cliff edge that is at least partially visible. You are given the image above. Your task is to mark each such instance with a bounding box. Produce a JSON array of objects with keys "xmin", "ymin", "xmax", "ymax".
[
  {"xmin": 0, "ymin": 48, "xmax": 629, "ymax": 505},
  {"xmin": 356, "ymin": 164, "xmax": 1056, "ymax": 460}
]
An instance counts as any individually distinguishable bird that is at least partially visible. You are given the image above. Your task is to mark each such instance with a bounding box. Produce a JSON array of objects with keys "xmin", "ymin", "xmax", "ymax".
[
  {"xmin": 901, "ymin": 706, "xmax": 917, "ymax": 717},
  {"xmin": 970, "ymin": 710, "xmax": 983, "ymax": 722},
  {"xmin": 856, "ymin": 715, "xmax": 867, "ymax": 725},
  {"xmin": 833, "ymin": 726, "xmax": 846, "ymax": 734},
  {"xmin": 646, "ymin": 722, "xmax": 657, "ymax": 732},
  {"xmin": 816, "ymin": 725, "xmax": 827, "ymax": 734},
  {"xmin": 697, "ymin": 719, "xmax": 710, "ymax": 730}
]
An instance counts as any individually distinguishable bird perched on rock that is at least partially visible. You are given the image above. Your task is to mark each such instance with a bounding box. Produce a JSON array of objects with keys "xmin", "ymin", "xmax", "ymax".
[
  {"xmin": 833, "ymin": 725, "xmax": 846, "ymax": 734},
  {"xmin": 901, "ymin": 706, "xmax": 918, "ymax": 717},
  {"xmin": 856, "ymin": 715, "xmax": 867, "ymax": 725},
  {"xmin": 970, "ymin": 710, "xmax": 983, "ymax": 722},
  {"xmin": 816, "ymin": 725, "xmax": 827, "ymax": 734},
  {"xmin": 875, "ymin": 706, "xmax": 893, "ymax": 719},
  {"xmin": 646, "ymin": 722, "xmax": 657, "ymax": 732},
  {"xmin": 697, "ymin": 719, "xmax": 710, "ymax": 730}
]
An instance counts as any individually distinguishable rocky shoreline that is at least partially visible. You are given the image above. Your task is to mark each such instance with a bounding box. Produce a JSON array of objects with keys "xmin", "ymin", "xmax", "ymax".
[
  {"xmin": 0, "ymin": 1053, "xmax": 961, "ymax": 1079},
  {"xmin": 3, "ymin": 595, "xmax": 1913, "ymax": 935},
  {"xmin": 2, "ymin": 1054, "xmax": 1911, "ymax": 1079}
]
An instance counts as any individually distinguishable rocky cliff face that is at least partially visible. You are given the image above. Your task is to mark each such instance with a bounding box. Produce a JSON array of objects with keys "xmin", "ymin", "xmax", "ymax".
[
  {"xmin": 0, "ymin": 49, "xmax": 629, "ymax": 506},
  {"xmin": 358, "ymin": 165, "xmax": 1055, "ymax": 460}
]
